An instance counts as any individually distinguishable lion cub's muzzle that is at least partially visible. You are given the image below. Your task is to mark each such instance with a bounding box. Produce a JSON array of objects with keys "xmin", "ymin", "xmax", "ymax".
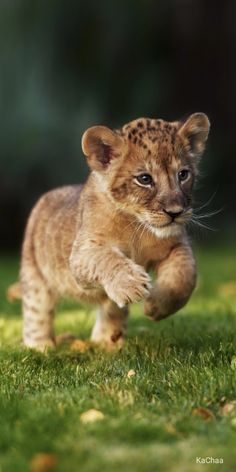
[{"xmin": 163, "ymin": 208, "xmax": 184, "ymax": 221}]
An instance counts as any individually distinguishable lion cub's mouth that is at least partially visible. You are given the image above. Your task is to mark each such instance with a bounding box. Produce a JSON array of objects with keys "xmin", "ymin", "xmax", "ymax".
[
  {"xmin": 147, "ymin": 222, "xmax": 183, "ymax": 238},
  {"xmin": 160, "ymin": 210, "xmax": 192, "ymax": 227},
  {"xmin": 137, "ymin": 209, "xmax": 192, "ymax": 238},
  {"xmin": 137, "ymin": 219, "xmax": 183, "ymax": 239},
  {"xmin": 145, "ymin": 214, "xmax": 191, "ymax": 238}
]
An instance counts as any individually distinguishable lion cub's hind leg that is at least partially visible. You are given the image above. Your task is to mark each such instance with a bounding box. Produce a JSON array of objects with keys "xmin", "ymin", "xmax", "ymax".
[
  {"xmin": 21, "ymin": 265, "xmax": 57, "ymax": 352},
  {"xmin": 91, "ymin": 299, "xmax": 128, "ymax": 350}
]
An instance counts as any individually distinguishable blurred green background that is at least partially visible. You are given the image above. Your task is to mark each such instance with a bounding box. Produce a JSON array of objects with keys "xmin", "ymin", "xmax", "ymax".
[{"xmin": 1, "ymin": 0, "xmax": 236, "ymax": 250}]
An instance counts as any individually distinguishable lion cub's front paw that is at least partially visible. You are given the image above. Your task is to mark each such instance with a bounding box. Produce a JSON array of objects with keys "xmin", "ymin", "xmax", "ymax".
[
  {"xmin": 104, "ymin": 265, "xmax": 152, "ymax": 307},
  {"xmin": 144, "ymin": 298, "xmax": 166, "ymax": 321},
  {"xmin": 24, "ymin": 338, "xmax": 56, "ymax": 352},
  {"xmin": 144, "ymin": 289, "xmax": 185, "ymax": 321}
]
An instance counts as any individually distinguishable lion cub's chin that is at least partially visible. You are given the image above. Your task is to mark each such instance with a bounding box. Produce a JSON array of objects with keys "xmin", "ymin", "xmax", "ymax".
[{"xmin": 147, "ymin": 223, "xmax": 184, "ymax": 239}]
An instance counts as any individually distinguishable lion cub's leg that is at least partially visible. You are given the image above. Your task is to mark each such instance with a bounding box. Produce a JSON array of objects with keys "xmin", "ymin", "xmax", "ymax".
[
  {"xmin": 145, "ymin": 244, "xmax": 196, "ymax": 321},
  {"xmin": 21, "ymin": 265, "xmax": 56, "ymax": 351},
  {"xmin": 91, "ymin": 299, "xmax": 128, "ymax": 350}
]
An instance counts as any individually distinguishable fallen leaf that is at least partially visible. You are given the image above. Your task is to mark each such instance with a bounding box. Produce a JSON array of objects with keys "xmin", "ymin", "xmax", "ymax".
[
  {"xmin": 220, "ymin": 401, "xmax": 236, "ymax": 416},
  {"xmin": 218, "ymin": 281, "xmax": 236, "ymax": 295},
  {"xmin": 6, "ymin": 282, "xmax": 21, "ymax": 302},
  {"xmin": 127, "ymin": 369, "xmax": 136, "ymax": 378},
  {"xmin": 80, "ymin": 409, "xmax": 104, "ymax": 424},
  {"xmin": 70, "ymin": 339, "xmax": 91, "ymax": 353},
  {"xmin": 192, "ymin": 407, "xmax": 215, "ymax": 421},
  {"xmin": 165, "ymin": 423, "xmax": 177, "ymax": 435},
  {"xmin": 30, "ymin": 453, "xmax": 57, "ymax": 472}
]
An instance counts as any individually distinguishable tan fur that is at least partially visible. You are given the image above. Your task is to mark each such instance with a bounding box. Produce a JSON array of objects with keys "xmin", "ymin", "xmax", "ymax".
[{"xmin": 19, "ymin": 113, "xmax": 210, "ymax": 351}]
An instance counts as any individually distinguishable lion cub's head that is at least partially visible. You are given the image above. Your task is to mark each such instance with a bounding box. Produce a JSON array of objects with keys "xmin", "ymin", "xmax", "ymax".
[{"xmin": 82, "ymin": 113, "xmax": 210, "ymax": 237}]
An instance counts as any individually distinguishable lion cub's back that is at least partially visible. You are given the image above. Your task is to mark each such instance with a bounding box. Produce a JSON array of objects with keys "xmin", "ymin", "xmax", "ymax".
[{"xmin": 21, "ymin": 185, "xmax": 84, "ymax": 295}]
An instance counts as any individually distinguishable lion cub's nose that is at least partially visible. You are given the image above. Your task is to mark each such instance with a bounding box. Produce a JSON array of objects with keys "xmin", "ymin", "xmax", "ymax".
[{"xmin": 163, "ymin": 208, "xmax": 183, "ymax": 220}]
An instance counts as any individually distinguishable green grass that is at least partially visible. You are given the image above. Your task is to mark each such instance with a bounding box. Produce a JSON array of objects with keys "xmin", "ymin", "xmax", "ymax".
[{"xmin": 0, "ymin": 245, "xmax": 236, "ymax": 472}]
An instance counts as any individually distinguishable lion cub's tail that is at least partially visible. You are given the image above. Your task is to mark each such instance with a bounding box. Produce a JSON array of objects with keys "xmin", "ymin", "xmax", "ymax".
[{"xmin": 7, "ymin": 282, "xmax": 22, "ymax": 302}]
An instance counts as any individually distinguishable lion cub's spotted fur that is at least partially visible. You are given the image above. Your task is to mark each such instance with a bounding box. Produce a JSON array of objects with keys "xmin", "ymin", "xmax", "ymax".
[{"xmin": 20, "ymin": 113, "xmax": 210, "ymax": 350}]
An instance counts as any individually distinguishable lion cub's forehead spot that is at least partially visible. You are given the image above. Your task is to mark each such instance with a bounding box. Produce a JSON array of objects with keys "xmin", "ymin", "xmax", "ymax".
[{"xmin": 118, "ymin": 117, "xmax": 179, "ymax": 158}]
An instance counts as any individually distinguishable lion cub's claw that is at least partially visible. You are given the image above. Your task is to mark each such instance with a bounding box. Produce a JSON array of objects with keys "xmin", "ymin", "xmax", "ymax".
[
  {"xmin": 105, "ymin": 266, "xmax": 152, "ymax": 307},
  {"xmin": 144, "ymin": 296, "xmax": 175, "ymax": 321}
]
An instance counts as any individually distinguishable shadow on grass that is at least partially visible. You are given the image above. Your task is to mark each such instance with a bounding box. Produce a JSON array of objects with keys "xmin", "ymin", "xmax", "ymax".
[
  {"xmin": 129, "ymin": 310, "xmax": 236, "ymax": 359},
  {"xmin": 1, "ymin": 303, "xmax": 235, "ymax": 362}
]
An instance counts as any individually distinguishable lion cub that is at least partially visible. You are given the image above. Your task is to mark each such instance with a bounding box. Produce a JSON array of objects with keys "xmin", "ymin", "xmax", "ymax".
[{"xmin": 20, "ymin": 113, "xmax": 210, "ymax": 350}]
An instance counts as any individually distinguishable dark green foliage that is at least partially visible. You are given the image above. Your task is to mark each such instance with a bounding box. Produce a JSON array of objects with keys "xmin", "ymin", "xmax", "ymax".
[{"xmin": 0, "ymin": 1, "xmax": 235, "ymax": 248}]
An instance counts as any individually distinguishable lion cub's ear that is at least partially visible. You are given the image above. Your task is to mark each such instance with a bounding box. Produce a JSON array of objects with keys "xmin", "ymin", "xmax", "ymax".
[
  {"xmin": 178, "ymin": 113, "xmax": 210, "ymax": 159},
  {"xmin": 82, "ymin": 126, "xmax": 125, "ymax": 171}
]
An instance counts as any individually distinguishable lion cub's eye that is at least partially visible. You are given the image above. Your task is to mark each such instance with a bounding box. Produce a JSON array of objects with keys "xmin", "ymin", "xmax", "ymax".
[
  {"xmin": 135, "ymin": 174, "xmax": 153, "ymax": 186},
  {"xmin": 178, "ymin": 169, "xmax": 190, "ymax": 182}
]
